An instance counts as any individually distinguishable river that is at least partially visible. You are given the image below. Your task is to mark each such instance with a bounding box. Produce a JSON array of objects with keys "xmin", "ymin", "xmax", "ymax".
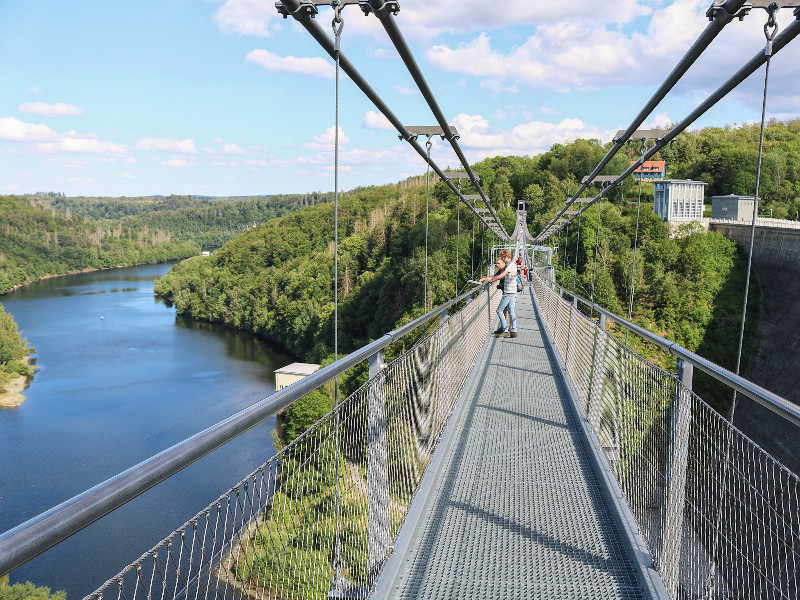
[{"xmin": 0, "ymin": 264, "xmax": 293, "ymax": 598}]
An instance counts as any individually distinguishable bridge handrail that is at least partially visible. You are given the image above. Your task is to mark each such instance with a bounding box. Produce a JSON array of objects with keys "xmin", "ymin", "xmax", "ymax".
[
  {"xmin": 547, "ymin": 279, "xmax": 800, "ymax": 429},
  {"xmin": 533, "ymin": 276, "xmax": 799, "ymax": 598},
  {"xmin": 0, "ymin": 283, "xmax": 487, "ymax": 577}
]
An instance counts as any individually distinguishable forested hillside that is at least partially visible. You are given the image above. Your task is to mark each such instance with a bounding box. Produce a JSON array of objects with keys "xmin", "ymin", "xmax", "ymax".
[
  {"xmin": 155, "ymin": 120, "xmax": 800, "ymax": 415},
  {"xmin": 155, "ymin": 181, "xmax": 485, "ymax": 362},
  {"xmin": 0, "ymin": 195, "xmax": 200, "ymax": 295},
  {"xmin": 30, "ymin": 192, "xmax": 335, "ymax": 248},
  {"xmin": 0, "ymin": 304, "xmax": 34, "ymax": 388}
]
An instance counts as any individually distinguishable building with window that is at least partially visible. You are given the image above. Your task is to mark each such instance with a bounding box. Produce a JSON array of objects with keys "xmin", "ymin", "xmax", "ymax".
[
  {"xmin": 653, "ymin": 179, "xmax": 706, "ymax": 223},
  {"xmin": 274, "ymin": 363, "xmax": 320, "ymax": 391},
  {"xmin": 630, "ymin": 160, "xmax": 666, "ymax": 180},
  {"xmin": 711, "ymin": 195, "xmax": 756, "ymax": 221}
]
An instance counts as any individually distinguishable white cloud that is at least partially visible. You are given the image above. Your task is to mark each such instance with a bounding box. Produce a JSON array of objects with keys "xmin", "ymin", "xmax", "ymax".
[
  {"xmin": 161, "ymin": 158, "xmax": 195, "ymax": 168},
  {"xmin": 451, "ymin": 113, "xmax": 613, "ymax": 155},
  {"xmin": 136, "ymin": 137, "xmax": 197, "ymax": 153},
  {"xmin": 214, "ymin": 0, "xmax": 277, "ymax": 37},
  {"xmin": 302, "ymin": 126, "xmax": 350, "ymax": 151},
  {"xmin": 244, "ymin": 159, "xmax": 268, "ymax": 166},
  {"xmin": 429, "ymin": 28, "xmax": 638, "ymax": 92},
  {"xmin": 363, "ymin": 110, "xmax": 393, "ymax": 131},
  {"xmin": 393, "ymin": 85, "xmax": 419, "ymax": 96},
  {"xmin": 38, "ymin": 137, "xmax": 126, "ymax": 155},
  {"xmin": 644, "ymin": 113, "xmax": 674, "ymax": 129},
  {"xmin": 122, "ymin": 173, "xmax": 134, "ymax": 179},
  {"xmin": 246, "ymin": 49, "xmax": 332, "ymax": 78},
  {"xmin": 398, "ymin": 1, "xmax": 651, "ymax": 40},
  {"xmin": 0, "ymin": 116, "xmax": 58, "ymax": 142},
  {"xmin": 64, "ymin": 159, "xmax": 90, "ymax": 169},
  {"xmin": 19, "ymin": 102, "xmax": 84, "ymax": 117},
  {"xmin": 214, "ymin": 137, "xmax": 245, "ymax": 155},
  {"xmin": 68, "ymin": 177, "xmax": 95, "ymax": 185},
  {"xmin": 480, "ymin": 79, "xmax": 519, "ymax": 95},
  {"xmin": 422, "ymin": 1, "xmax": 800, "ymax": 109}
]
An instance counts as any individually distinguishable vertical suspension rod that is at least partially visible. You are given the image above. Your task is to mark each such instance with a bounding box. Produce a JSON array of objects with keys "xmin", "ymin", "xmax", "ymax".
[
  {"xmin": 277, "ymin": 0, "xmax": 503, "ymax": 237},
  {"xmin": 540, "ymin": 10, "xmax": 800, "ymax": 242},
  {"xmin": 365, "ymin": 0, "xmax": 507, "ymax": 239},
  {"xmin": 540, "ymin": 0, "xmax": 751, "ymax": 237}
]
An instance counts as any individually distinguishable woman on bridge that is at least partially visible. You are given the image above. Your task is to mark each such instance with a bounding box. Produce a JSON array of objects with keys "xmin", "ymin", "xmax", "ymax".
[{"xmin": 481, "ymin": 251, "xmax": 518, "ymax": 339}]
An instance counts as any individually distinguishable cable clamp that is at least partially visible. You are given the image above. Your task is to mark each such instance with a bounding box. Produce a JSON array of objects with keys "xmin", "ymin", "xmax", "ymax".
[
  {"xmin": 706, "ymin": 1, "xmax": 752, "ymax": 22},
  {"xmin": 332, "ymin": 1, "xmax": 344, "ymax": 45},
  {"xmin": 275, "ymin": 1, "xmax": 318, "ymax": 19},
  {"xmin": 359, "ymin": 0, "xmax": 400, "ymax": 16},
  {"xmin": 764, "ymin": 2, "xmax": 780, "ymax": 55}
]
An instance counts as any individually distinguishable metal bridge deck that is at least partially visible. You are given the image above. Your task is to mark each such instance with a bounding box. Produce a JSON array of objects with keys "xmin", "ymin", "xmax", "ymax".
[{"xmin": 374, "ymin": 289, "xmax": 658, "ymax": 599}]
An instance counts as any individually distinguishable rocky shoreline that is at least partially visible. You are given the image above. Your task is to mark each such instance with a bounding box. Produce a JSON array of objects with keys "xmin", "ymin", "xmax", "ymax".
[{"xmin": 0, "ymin": 375, "xmax": 28, "ymax": 408}]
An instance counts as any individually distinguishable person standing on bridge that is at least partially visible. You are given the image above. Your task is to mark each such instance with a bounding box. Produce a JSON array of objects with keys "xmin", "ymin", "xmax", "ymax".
[
  {"xmin": 481, "ymin": 252, "xmax": 518, "ymax": 339},
  {"xmin": 493, "ymin": 249, "xmax": 512, "ymax": 333}
]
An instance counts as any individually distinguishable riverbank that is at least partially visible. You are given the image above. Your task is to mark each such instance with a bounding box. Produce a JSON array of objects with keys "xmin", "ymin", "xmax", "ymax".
[
  {"xmin": 0, "ymin": 375, "xmax": 28, "ymax": 408},
  {"xmin": 2, "ymin": 259, "xmax": 185, "ymax": 295}
]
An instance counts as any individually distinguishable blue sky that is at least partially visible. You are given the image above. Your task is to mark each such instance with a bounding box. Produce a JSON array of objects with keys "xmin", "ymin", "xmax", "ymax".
[{"xmin": 1, "ymin": 1, "xmax": 798, "ymax": 197}]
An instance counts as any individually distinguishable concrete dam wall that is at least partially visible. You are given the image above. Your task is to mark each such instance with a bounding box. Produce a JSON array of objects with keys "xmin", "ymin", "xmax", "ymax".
[{"xmin": 709, "ymin": 222, "xmax": 800, "ymax": 475}]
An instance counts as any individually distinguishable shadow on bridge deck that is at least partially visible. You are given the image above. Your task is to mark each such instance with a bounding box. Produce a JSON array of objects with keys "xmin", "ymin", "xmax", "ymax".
[{"xmin": 373, "ymin": 288, "xmax": 666, "ymax": 599}]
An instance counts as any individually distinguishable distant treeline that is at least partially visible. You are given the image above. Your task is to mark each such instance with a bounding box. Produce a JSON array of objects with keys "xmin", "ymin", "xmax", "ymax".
[
  {"xmin": 35, "ymin": 192, "xmax": 336, "ymax": 247},
  {"xmin": 0, "ymin": 195, "xmax": 200, "ymax": 295}
]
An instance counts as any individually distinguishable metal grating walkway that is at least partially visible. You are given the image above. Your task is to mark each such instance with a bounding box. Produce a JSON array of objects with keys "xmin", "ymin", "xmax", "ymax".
[{"xmin": 374, "ymin": 289, "xmax": 659, "ymax": 599}]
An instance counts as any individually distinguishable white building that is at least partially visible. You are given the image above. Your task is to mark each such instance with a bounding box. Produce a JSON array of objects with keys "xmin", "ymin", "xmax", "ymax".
[
  {"xmin": 711, "ymin": 195, "xmax": 756, "ymax": 221},
  {"xmin": 653, "ymin": 179, "xmax": 706, "ymax": 223},
  {"xmin": 274, "ymin": 362, "xmax": 320, "ymax": 391}
]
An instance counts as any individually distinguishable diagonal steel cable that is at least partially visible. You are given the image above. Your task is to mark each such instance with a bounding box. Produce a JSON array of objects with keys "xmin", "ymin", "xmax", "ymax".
[
  {"xmin": 539, "ymin": 0, "xmax": 751, "ymax": 238},
  {"xmin": 538, "ymin": 10, "xmax": 800, "ymax": 242}
]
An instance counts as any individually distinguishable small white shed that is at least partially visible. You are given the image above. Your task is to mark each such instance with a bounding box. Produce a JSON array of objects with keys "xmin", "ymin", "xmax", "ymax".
[{"xmin": 274, "ymin": 362, "xmax": 321, "ymax": 391}]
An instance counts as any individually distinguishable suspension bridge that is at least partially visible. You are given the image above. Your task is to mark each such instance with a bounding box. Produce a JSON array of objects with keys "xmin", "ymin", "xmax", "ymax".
[{"xmin": 1, "ymin": 1, "xmax": 800, "ymax": 599}]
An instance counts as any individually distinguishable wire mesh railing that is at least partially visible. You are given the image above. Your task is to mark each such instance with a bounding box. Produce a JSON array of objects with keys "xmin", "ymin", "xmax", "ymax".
[
  {"xmin": 532, "ymin": 275, "xmax": 799, "ymax": 600},
  {"xmin": 83, "ymin": 286, "xmax": 498, "ymax": 600}
]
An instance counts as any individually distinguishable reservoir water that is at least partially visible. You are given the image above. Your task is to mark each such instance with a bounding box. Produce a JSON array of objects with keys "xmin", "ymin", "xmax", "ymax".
[{"xmin": 0, "ymin": 263, "xmax": 293, "ymax": 598}]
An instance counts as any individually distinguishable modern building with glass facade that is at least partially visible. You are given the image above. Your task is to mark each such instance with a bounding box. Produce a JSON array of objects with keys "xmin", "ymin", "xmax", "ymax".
[{"xmin": 653, "ymin": 179, "xmax": 706, "ymax": 222}]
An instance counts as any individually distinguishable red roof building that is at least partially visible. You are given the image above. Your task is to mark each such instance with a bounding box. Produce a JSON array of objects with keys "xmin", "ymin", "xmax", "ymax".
[{"xmin": 630, "ymin": 160, "xmax": 665, "ymax": 179}]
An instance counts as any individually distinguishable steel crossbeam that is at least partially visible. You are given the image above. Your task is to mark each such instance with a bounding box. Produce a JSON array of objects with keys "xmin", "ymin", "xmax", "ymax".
[
  {"xmin": 272, "ymin": 0, "xmax": 509, "ymax": 240},
  {"xmin": 540, "ymin": 8, "xmax": 800, "ymax": 241},
  {"xmin": 539, "ymin": 0, "xmax": 753, "ymax": 239}
]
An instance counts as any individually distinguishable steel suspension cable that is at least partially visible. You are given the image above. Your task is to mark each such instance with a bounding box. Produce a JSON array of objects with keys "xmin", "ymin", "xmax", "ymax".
[
  {"xmin": 573, "ymin": 211, "xmax": 581, "ymax": 292},
  {"xmin": 331, "ymin": 3, "xmax": 343, "ymax": 589},
  {"xmin": 626, "ymin": 144, "xmax": 647, "ymax": 345},
  {"xmin": 591, "ymin": 199, "xmax": 601, "ymax": 303},
  {"xmin": 276, "ymin": 0, "xmax": 504, "ymax": 239},
  {"xmin": 470, "ymin": 211, "xmax": 475, "ymax": 282},
  {"xmin": 540, "ymin": 12, "xmax": 800, "ymax": 243},
  {"xmin": 455, "ymin": 180, "xmax": 461, "ymax": 297},
  {"xmin": 365, "ymin": 0, "xmax": 506, "ymax": 235},
  {"xmin": 731, "ymin": 3, "xmax": 779, "ymax": 423},
  {"xmin": 708, "ymin": 7, "xmax": 780, "ymax": 593},
  {"xmin": 423, "ymin": 136, "xmax": 432, "ymax": 311},
  {"xmin": 539, "ymin": 0, "xmax": 751, "ymax": 238}
]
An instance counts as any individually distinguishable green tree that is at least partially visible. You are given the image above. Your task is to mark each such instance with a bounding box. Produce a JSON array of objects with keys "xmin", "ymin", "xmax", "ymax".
[{"xmin": 0, "ymin": 582, "xmax": 66, "ymax": 600}]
